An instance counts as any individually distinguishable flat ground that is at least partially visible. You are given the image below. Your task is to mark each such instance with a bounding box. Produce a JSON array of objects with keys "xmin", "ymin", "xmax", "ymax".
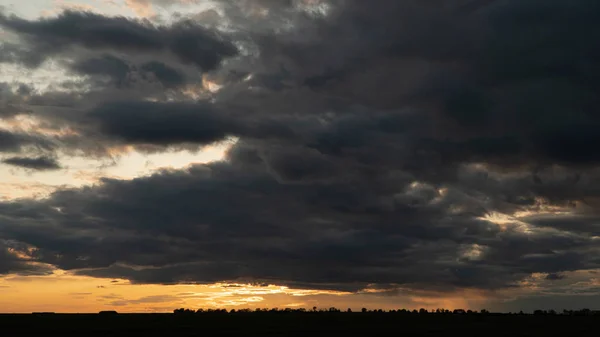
[{"xmin": 0, "ymin": 313, "xmax": 597, "ymax": 336}]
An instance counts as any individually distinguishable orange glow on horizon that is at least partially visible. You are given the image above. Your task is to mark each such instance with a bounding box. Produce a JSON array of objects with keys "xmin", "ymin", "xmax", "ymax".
[{"xmin": 0, "ymin": 270, "xmax": 499, "ymax": 313}]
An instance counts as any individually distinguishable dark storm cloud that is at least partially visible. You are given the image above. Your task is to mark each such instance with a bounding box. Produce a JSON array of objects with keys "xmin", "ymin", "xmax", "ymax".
[
  {"xmin": 140, "ymin": 61, "xmax": 186, "ymax": 88},
  {"xmin": 0, "ymin": 10, "xmax": 238, "ymax": 70},
  {"xmin": 88, "ymin": 101, "xmax": 231, "ymax": 145},
  {"xmin": 521, "ymin": 213, "xmax": 600, "ymax": 237},
  {"xmin": 85, "ymin": 100, "xmax": 297, "ymax": 146},
  {"xmin": 2, "ymin": 156, "xmax": 61, "ymax": 171},
  {"xmin": 545, "ymin": 273, "xmax": 565, "ymax": 281},
  {"xmin": 0, "ymin": 0, "xmax": 600, "ymax": 296},
  {"xmin": 0, "ymin": 149, "xmax": 598, "ymax": 291},
  {"xmin": 69, "ymin": 55, "xmax": 132, "ymax": 87},
  {"xmin": 69, "ymin": 55, "xmax": 187, "ymax": 89},
  {"xmin": 0, "ymin": 131, "xmax": 24, "ymax": 152},
  {"xmin": 213, "ymin": 0, "xmax": 600, "ymax": 168},
  {"xmin": 0, "ymin": 43, "xmax": 36, "ymax": 66},
  {"xmin": 0, "ymin": 130, "xmax": 55, "ymax": 153},
  {"xmin": 0, "ymin": 82, "xmax": 31, "ymax": 118},
  {"xmin": 0, "ymin": 240, "xmax": 52, "ymax": 275}
]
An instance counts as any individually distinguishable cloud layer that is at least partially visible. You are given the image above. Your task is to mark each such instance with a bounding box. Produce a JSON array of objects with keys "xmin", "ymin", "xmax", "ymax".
[{"xmin": 1, "ymin": 0, "xmax": 600, "ymax": 303}]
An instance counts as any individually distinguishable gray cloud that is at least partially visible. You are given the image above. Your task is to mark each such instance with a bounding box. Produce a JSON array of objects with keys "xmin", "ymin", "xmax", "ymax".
[
  {"xmin": 2, "ymin": 156, "xmax": 61, "ymax": 171},
  {"xmin": 0, "ymin": 10, "xmax": 238, "ymax": 70},
  {"xmin": 0, "ymin": 240, "xmax": 52, "ymax": 275},
  {"xmin": 0, "ymin": 0, "xmax": 599, "ymax": 300},
  {"xmin": 84, "ymin": 100, "xmax": 297, "ymax": 147},
  {"xmin": 68, "ymin": 55, "xmax": 188, "ymax": 89},
  {"xmin": 0, "ymin": 131, "xmax": 25, "ymax": 152},
  {"xmin": 87, "ymin": 101, "xmax": 232, "ymax": 146},
  {"xmin": 69, "ymin": 55, "xmax": 132, "ymax": 87},
  {"xmin": 0, "ymin": 149, "xmax": 597, "ymax": 291},
  {"xmin": 0, "ymin": 42, "xmax": 43, "ymax": 67},
  {"xmin": 0, "ymin": 82, "xmax": 31, "ymax": 118},
  {"xmin": 140, "ymin": 61, "xmax": 187, "ymax": 88},
  {"xmin": 0, "ymin": 130, "xmax": 55, "ymax": 154},
  {"xmin": 108, "ymin": 295, "xmax": 181, "ymax": 307}
]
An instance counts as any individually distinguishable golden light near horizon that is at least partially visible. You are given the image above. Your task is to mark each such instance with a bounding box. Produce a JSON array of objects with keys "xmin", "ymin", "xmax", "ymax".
[
  {"xmin": 0, "ymin": 270, "xmax": 500, "ymax": 313},
  {"xmin": 1, "ymin": 0, "xmax": 599, "ymax": 317},
  {"xmin": 0, "ymin": 249, "xmax": 496, "ymax": 314},
  {"xmin": 0, "ymin": 269, "xmax": 350, "ymax": 313}
]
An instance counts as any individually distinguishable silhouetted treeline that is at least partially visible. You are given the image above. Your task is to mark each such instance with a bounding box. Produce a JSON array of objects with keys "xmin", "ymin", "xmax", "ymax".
[
  {"xmin": 6, "ymin": 309, "xmax": 600, "ymax": 336},
  {"xmin": 173, "ymin": 307, "xmax": 600, "ymax": 316}
]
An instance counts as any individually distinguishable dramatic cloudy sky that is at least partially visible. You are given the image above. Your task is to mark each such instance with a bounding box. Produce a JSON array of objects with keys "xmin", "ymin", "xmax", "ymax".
[{"xmin": 1, "ymin": 0, "xmax": 600, "ymax": 313}]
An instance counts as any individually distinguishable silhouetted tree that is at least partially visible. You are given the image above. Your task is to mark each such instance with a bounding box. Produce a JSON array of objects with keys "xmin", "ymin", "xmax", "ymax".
[{"xmin": 173, "ymin": 308, "xmax": 194, "ymax": 315}]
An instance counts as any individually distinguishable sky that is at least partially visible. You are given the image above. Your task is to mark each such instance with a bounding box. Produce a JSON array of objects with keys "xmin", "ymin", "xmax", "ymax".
[{"xmin": 0, "ymin": 0, "xmax": 599, "ymax": 313}]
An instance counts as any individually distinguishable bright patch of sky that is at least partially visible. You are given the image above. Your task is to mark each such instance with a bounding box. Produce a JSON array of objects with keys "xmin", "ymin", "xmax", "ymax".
[
  {"xmin": 0, "ymin": 142, "xmax": 231, "ymax": 200},
  {"xmin": 0, "ymin": 0, "xmax": 234, "ymax": 200},
  {"xmin": 0, "ymin": 0, "xmax": 214, "ymax": 21},
  {"xmin": 0, "ymin": 62, "xmax": 87, "ymax": 94},
  {"xmin": 0, "ymin": 270, "xmax": 496, "ymax": 313},
  {"xmin": 1, "ymin": 0, "xmax": 113, "ymax": 18}
]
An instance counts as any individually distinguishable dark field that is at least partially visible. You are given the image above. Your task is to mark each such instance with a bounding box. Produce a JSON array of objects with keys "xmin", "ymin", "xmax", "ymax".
[{"xmin": 1, "ymin": 313, "xmax": 598, "ymax": 337}]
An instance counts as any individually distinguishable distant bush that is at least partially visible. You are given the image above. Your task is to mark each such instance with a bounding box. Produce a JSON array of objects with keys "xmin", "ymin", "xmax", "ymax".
[{"xmin": 171, "ymin": 307, "xmax": 600, "ymax": 316}]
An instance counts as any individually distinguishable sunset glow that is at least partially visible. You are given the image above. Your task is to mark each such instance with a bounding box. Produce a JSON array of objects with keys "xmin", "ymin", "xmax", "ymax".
[{"xmin": 1, "ymin": 0, "xmax": 599, "ymax": 315}]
